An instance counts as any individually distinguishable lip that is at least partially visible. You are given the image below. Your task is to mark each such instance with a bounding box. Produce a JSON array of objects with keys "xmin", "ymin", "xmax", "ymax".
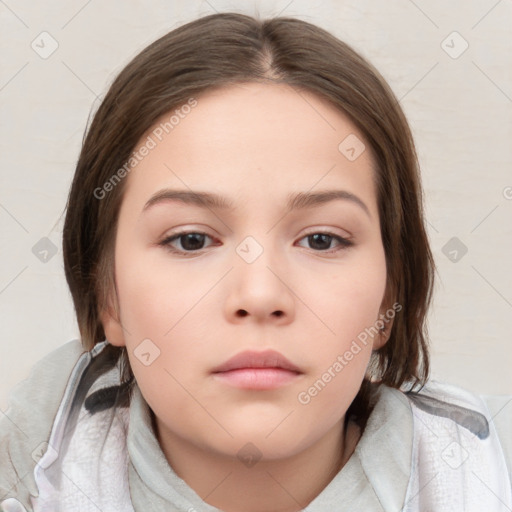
[
  {"xmin": 211, "ymin": 350, "xmax": 303, "ymax": 390},
  {"xmin": 212, "ymin": 349, "xmax": 302, "ymax": 373}
]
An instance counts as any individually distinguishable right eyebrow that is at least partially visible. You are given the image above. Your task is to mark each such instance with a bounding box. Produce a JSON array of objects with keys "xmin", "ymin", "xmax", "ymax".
[{"xmin": 142, "ymin": 189, "xmax": 233, "ymax": 213}]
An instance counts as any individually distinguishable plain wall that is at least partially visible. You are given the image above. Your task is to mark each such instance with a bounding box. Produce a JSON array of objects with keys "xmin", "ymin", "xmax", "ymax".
[{"xmin": 1, "ymin": 0, "xmax": 511, "ymax": 411}]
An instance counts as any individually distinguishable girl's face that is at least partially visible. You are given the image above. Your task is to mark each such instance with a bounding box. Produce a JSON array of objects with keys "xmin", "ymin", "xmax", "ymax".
[{"xmin": 102, "ymin": 82, "xmax": 389, "ymax": 463}]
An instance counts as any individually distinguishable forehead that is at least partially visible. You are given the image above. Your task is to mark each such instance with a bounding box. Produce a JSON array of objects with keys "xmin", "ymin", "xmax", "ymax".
[{"xmin": 122, "ymin": 82, "xmax": 378, "ymax": 218}]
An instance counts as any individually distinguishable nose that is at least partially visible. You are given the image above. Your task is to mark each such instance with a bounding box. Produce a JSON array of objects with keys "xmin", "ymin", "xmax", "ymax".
[{"xmin": 224, "ymin": 242, "xmax": 295, "ymax": 325}]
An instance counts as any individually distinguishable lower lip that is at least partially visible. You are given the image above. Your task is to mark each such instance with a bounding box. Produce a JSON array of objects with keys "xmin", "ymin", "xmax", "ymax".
[{"xmin": 212, "ymin": 368, "xmax": 302, "ymax": 390}]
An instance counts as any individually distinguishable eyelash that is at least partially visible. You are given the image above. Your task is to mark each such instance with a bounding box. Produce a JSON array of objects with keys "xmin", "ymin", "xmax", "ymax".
[{"xmin": 158, "ymin": 230, "xmax": 354, "ymax": 256}]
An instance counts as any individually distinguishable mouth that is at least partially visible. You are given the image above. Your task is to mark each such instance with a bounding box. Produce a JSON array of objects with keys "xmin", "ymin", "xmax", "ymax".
[{"xmin": 211, "ymin": 349, "xmax": 303, "ymax": 390}]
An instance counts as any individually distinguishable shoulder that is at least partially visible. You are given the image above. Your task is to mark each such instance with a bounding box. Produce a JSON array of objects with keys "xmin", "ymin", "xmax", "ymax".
[
  {"xmin": 0, "ymin": 340, "xmax": 88, "ymax": 505},
  {"xmin": 404, "ymin": 380, "xmax": 493, "ymax": 438},
  {"xmin": 401, "ymin": 380, "xmax": 512, "ymax": 506},
  {"xmin": 405, "ymin": 380, "xmax": 511, "ymax": 444}
]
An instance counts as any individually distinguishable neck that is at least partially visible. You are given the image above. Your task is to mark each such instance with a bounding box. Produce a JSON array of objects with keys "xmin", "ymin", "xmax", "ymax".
[{"xmin": 153, "ymin": 414, "xmax": 361, "ymax": 512}]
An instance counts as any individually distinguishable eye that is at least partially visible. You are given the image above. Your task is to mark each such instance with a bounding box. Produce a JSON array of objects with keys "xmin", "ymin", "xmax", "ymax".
[
  {"xmin": 158, "ymin": 231, "xmax": 215, "ymax": 255},
  {"xmin": 296, "ymin": 231, "xmax": 354, "ymax": 253},
  {"xmin": 158, "ymin": 230, "xmax": 354, "ymax": 256}
]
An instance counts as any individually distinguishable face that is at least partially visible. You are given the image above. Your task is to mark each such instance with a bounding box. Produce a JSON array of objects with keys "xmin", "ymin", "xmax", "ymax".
[{"xmin": 102, "ymin": 82, "xmax": 390, "ymax": 462}]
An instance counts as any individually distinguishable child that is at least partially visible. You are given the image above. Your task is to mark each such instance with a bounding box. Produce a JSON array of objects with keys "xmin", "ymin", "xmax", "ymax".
[{"xmin": 1, "ymin": 12, "xmax": 510, "ymax": 512}]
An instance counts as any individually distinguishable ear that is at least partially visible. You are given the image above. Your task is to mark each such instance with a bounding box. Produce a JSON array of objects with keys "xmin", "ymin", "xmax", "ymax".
[
  {"xmin": 373, "ymin": 281, "xmax": 396, "ymax": 351},
  {"xmin": 99, "ymin": 292, "xmax": 126, "ymax": 347},
  {"xmin": 373, "ymin": 316, "xmax": 393, "ymax": 351}
]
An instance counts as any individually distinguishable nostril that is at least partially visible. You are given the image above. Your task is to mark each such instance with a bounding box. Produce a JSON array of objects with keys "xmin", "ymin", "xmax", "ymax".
[{"xmin": 235, "ymin": 310, "xmax": 284, "ymax": 318}]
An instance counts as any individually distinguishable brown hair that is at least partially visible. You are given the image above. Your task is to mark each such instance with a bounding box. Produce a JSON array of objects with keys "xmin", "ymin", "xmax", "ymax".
[{"xmin": 63, "ymin": 12, "xmax": 436, "ymax": 421}]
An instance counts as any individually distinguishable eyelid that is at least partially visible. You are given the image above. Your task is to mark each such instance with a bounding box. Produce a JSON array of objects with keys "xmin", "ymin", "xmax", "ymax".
[
  {"xmin": 296, "ymin": 229, "xmax": 354, "ymax": 253},
  {"xmin": 158, "ymin": 229, "xmax": 217, "ymax": 249},
  {"xmin": 301, "ymin": 226, "xmax": 353, "ymax": 239},
  {"xmin": 158, "ymin": 227, "xmax": 354, "ymax": 256},
  {"xmin": 161, "ymin": 225, "xmax": 353, "ymax": 241}
]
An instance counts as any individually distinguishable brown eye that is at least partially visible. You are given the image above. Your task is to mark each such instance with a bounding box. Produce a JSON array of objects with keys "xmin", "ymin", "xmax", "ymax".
[
  {"xmin": 308, "ymin": 233, "xmax": 333, "ymax": 251},
  {"xmin": 159, "ymin": 231, "xmax": 214, "ymax": 254},
  {"xmin": 297, "ymin": 232, "xmax": 353, "ymax": 253}
]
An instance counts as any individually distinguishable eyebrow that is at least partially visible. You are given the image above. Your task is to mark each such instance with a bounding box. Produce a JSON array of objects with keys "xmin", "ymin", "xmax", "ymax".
[{"xmin": 142, "ymin": 188, "xmax": 371, "ymax": 218}]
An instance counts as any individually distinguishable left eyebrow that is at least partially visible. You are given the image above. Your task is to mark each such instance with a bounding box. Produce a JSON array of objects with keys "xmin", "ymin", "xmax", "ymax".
[
  {"xmin": 141, "ymin": 188, "xmax": 371, "ymax": 219},
  {"xmin": 287, "ymin": 190, "xmax": 371, "ymax": 219}
]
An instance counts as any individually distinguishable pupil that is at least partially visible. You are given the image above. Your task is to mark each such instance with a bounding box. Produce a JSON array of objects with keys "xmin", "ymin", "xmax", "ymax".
[
  {"xmin": 182, "ymin": 233, "xmax": 204, "ymax": 250},
  {"xmin": 310, "ymin": 234, "xmax": 331, "ymax": 250}
]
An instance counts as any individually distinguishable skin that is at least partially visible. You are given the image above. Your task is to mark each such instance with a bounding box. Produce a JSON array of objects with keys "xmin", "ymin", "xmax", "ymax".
[{"xmin": 101, "ymin": 82, "xmax": 393, "ymax": 512}]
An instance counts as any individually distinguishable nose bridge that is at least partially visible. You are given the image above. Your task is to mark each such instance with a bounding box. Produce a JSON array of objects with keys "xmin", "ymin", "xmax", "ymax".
[
  {"xmin": 227, "ymin": 232, "xmax": 294, "ymax": 321},
  {"xmin": 234, "ymin": 233, "xmax": 281, "ymax": 291}
]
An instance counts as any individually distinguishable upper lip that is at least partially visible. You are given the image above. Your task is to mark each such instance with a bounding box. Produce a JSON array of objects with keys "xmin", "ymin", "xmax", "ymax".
[{"xmin": 212, "ymin": 350, "xmax": 302, "ymax": 373}]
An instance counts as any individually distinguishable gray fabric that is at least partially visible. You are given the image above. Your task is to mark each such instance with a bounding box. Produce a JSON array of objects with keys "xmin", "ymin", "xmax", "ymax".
[
  {"xmin": 406, "ymin": 392, "xmax": 490, "ymax": 439},
  {"xmin": 0, "ymin": 340, "xmax": 86, "ymax": 506}
]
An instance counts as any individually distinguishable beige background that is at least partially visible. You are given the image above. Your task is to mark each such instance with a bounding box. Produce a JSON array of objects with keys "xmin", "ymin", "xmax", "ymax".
[{"xmin": 1, "ymin": 0, "xmax": 511, "ymax": 411}]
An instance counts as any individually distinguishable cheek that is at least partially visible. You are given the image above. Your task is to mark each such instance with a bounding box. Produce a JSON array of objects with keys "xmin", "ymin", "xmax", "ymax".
[
  {"xmin": 298, "ymin": 246, "xmax": 386, "ymax": 389},
  {"xmin": 114, "ymin": 239, "xmax": 214, "ymax": 337},
  {"xmin": 307, "ymin": 246, "xmax": 387, "ymax": 341},
  {"xmin": 296, "ymin": 344, "xmax": 373, "ymax": 427},
  {"xmin": 113, "ymin": 242, "xmax": 220, "ymax": 402},
  {"xmin": 115, "ymin": 262, "xmax": 212, "ymax": 421},
  {"xmin": 294, "ymin": 274, "xmax": 385, "ymax": 426}
]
